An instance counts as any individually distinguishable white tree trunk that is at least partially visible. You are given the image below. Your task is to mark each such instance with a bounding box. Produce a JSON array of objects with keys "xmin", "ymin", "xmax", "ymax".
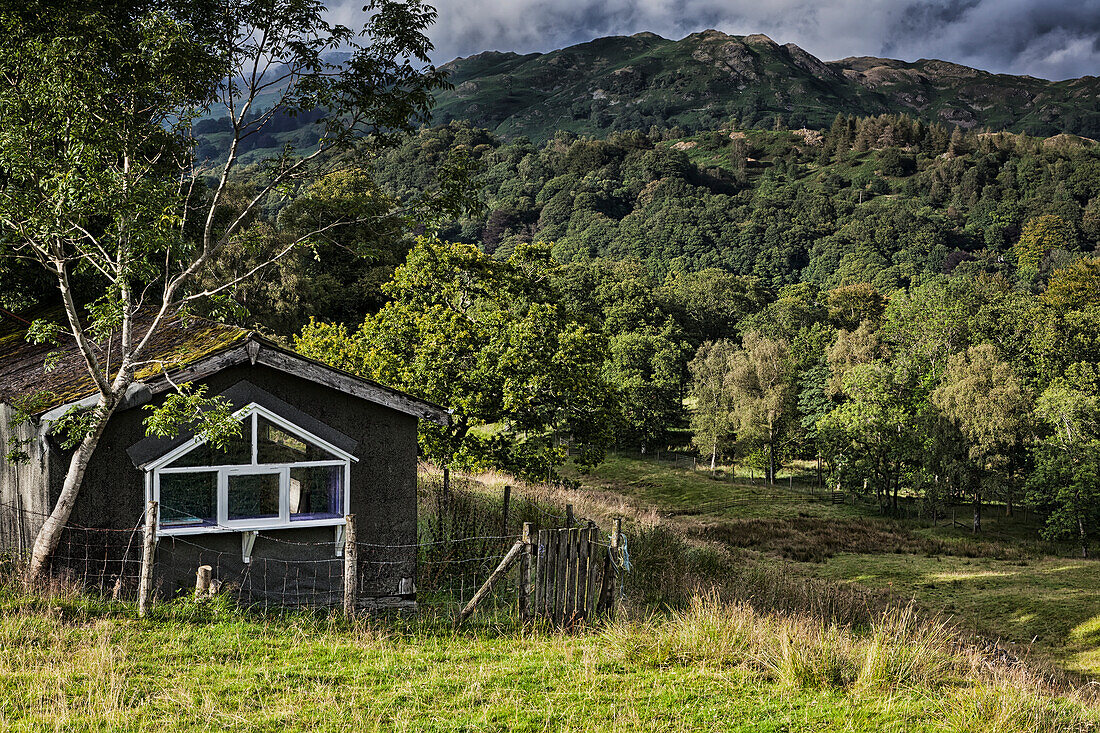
[{"xmin": 27, "ymin": 390, "xmax": 121, "ymax": 581}]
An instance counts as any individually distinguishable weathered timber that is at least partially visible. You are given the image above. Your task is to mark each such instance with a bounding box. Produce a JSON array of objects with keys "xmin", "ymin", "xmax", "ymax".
[
  {"xmin": 519, "ymin": 522, "xmax": 533, "ymax": 621},
  {"xmin": 255, "ymin": 345, "xmax": 449, "ymax": 425},
  {"xmin": 138, "ymin": 501, "xmax": 157, "ymax": 618},
  {"xmin": 554, "ymin": 527, "xmax": 568, "ymax": 624},
  {"xmin": 584, "ymin": 527, "xmax": 599, "ymax": 620},
  {"xmin": 456, "ymin": 539, "xmax": 525, "ymax": 626},
  {"xmin": 575, "ymin": 527, "xmax": 589, "ymax": 623},
  {"xmin": 534, "ymin": 529, "xmax": 546, "ymax": 615},
  {"xmin": 194, "ymin": 565, "xmax": 212, "ymax": 598},
  {"xmin": 343, "ymin": 514, "xmax": 357, "ymax": 617}
]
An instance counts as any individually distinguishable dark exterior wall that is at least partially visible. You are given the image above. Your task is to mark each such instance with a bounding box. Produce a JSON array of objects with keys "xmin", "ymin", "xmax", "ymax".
[
  {"xmin": 57, "ymin": 363, "xmax": 419, "ymax": 605},
  {"xmin": 0, "ymin": 403, "xmax": 63, "ymax": 555}
]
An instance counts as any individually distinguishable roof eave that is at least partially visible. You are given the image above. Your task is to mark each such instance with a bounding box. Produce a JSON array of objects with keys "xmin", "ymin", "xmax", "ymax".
[{"xmin": 147, "ymin": 336, "xmax": 452, "ymax": 426}]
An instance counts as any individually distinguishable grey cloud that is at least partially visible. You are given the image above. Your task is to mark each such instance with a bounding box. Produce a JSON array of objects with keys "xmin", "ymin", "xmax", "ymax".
[{"xmin": 332, "ymin": 0, "xmax": 1100, "ymax": 80}]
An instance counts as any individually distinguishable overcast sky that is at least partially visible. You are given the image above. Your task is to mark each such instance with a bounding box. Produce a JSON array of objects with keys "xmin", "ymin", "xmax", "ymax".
[{"xmin": 334, "ymin": 0, "xmax": 1100, "ymax": 81}]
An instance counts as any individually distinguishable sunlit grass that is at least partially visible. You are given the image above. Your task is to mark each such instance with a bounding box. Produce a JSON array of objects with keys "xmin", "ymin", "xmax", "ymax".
[
  {"xmin": 2, "ymin": 587, "xmax": 1098, "ymax": 732},
  {"xmin": 803, "ymin": 553, "xmax": 1100, "ymax": 676}
]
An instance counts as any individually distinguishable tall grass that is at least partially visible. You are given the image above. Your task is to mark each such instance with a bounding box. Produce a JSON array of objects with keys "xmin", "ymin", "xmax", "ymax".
[{"xmin": 602, "ymin": 594, "xmax": 1099, "ymax": 731}]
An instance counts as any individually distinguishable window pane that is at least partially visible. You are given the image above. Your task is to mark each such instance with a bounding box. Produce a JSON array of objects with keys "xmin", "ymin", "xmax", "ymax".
[
  {"xmin": 166, "ymin": 432, "xmax": 250, "ymax": 468},
  {"xmin": 290, "ymin": 465, "xmax": 342, "ymax": 519},
  {"xmin": 257, "ymin": 417, "xmax": 335, "ymax": 463},
  {"xmin": 160, "ymin": 472, "xmax": 217, "ymax": 526},
  {"xmin": 227, "ymin": 473, "xmax": 280, "ymax": 521}
]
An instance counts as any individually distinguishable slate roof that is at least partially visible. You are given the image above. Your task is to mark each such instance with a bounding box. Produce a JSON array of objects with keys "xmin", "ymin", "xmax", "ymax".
[
  {"xmin": 0, "ymin": 308, "xmax": 249, "ymax": 412},
  {"xmin": 0, "ymin": 309, "xmax": 449, "ymax": 425}
]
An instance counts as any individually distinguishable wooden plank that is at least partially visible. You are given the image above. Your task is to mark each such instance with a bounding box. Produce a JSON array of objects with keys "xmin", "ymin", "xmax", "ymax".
[
  {"xmin": 609, "ymin": 518, "xmax": 622, "ymax": 619},
  {"xmin": 255, "ymin": 345, "xmax": 449, "ymax": 425},
  {"xmin": 576, "ymin": 527, "xmax": 589, "ymax": 622},
  {"xmin": 554, "ymin": 529, "xmax": 567, "ymax": 625},
  {"xmin": 585, "ymin": 528, "xmax": 599, "ymax": 621},
  {"xmin": 144, "ymin": 346, "xmax": 250, "ymax": 397},
  {"xmin": 563, "ymin": 528, "xmax": 577, "ymax": 624},
  {"xmin": 535, "ymin": 530, "xmax": 546, "ymax": 616},
  {"xmin": 457, "ymin": 540, "xmax": 524, "ymax": 625}
]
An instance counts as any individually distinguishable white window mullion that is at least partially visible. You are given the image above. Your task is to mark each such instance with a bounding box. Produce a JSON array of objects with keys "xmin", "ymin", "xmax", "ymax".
[
  {"xmin": 251, "ymin": 412, "xmax": 258, "ymax": 465},
  {"xmin": 217, "ymin": 469, "xmax": 228, "ymax": 527},
  {"xmin": 280, "ymin": 467, "xmax": 290, "ymax": 524},
  {"xmin": 344, "ymin": 463, "xmax": 351, "ymax": 517}
]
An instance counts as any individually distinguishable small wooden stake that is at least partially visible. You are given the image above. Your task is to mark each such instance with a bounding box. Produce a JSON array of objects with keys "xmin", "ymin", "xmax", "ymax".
[
  {"xmin": 138, "ymin": 501, "xmax": 157, "ymax": 618},
  {"xmin": 565, "ymin": 504, "xmax": 574, "ymax": 528},
  {"xmin": 194, "ymin": 565, "xmax": 212, "ymax": 599},
  {"xmin": 343, "ymin": 514, "xmax": 357, "ymax": 618}
]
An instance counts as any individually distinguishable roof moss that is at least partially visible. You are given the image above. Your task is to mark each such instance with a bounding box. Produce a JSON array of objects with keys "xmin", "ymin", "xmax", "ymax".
[{"xmin": 0, "ymin": 311, "xmax": 250, "ymax": 414}]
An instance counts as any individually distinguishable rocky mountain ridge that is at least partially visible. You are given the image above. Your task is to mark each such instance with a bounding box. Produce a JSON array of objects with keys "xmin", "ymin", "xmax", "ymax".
[{"xmin": 431, "ymin": 30, "xmax": 1100, "ymax": 141}]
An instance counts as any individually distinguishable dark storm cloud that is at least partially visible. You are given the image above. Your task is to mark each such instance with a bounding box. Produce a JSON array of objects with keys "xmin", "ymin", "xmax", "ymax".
[{"xmin": 330, "ymin": 0, "xmax": 1100, "ymax": 80}]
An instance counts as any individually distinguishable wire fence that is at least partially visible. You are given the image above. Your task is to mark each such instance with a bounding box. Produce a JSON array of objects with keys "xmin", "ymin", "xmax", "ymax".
[{"xmin": 0, "ymin": 471, "xmax": 613, "ymax": 615}]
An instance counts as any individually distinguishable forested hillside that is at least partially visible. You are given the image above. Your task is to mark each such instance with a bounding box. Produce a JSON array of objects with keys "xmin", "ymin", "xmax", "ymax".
[
  {"xmin": 374, "ymin": 117, "xmax": 1100, "ymax": 289},
  {"xmin": 187, "ymin": 31, "xmax": 1100, "ymax": 162},
  {"xmin": 198, "ymin": 114, "xmax": 1085, "ymax": 553},
  {"xmin": 431, "ymin": 31, "xmax": 1100, "ymax": 141}
]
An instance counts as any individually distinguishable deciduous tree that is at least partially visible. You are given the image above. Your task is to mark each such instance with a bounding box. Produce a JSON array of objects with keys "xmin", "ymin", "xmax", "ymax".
[
  {"xmin": 0, "ymin": 0, "xmax": 449, "ymax": 579},
  {"xmin": 688, "ymin": 340, "xmax": 738, "ymax": 470}
]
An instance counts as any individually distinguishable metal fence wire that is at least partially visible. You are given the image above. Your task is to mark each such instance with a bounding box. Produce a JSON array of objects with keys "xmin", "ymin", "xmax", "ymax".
[{"xmin": 0, "ymin": 472, "xmax": 612, "ymax": 614}]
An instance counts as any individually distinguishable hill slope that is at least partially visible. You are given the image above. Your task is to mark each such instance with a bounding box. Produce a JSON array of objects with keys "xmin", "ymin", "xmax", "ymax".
[{"xmin": 432, "ymin": 30, "xmax": 1100, "ymax": 141}]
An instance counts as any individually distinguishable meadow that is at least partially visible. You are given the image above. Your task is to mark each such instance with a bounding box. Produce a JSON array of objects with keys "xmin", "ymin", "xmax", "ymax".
[
  {"xmin": 1, "ymin": 588, "xmax": 1097, "ymax": 732},
  {"xmin": 4, "ymin": 457, "xmax": 1100, "ymax": 731}
]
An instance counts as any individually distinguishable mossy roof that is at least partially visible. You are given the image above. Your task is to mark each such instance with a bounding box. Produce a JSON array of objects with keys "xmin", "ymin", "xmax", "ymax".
[{"xmin": 0, "ymin": 309, "xmax": 250, "ymax": 414}]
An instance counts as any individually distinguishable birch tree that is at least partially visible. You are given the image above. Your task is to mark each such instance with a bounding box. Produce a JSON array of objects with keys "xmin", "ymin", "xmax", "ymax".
[
  {"xmin": 688, "ymin": 340, "xmax": 737, "ymax": 470},
  {"xmin": 729, "ymin": 331, "xmax": 791, "ymax": 485},
  {"xmin": 0, "ymin": 0, "xmax": 452, "ymax": 580}
]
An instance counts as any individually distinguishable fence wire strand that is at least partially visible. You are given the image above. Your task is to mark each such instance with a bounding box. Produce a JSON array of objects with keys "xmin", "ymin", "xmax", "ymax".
[{"xmin": 0, "ymin": 472, "xmax": 612, "ymax": 615}]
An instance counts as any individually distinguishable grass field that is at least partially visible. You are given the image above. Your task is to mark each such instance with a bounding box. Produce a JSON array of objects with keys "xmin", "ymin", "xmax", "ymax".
[
  {"xmin": 6, "ymin": 455, "xmax": 1100, "ymax": 731},
  {"xmin": 804, "ymin": 554, "xmax": 1100, "ymax": 675},
  {"xmin": 562, "ymin": 454, "xmax": 1100, "ymax": 677},
  {"xmin": 1, "ymin": 591, "xmax": 1097, "ymax": 732}
]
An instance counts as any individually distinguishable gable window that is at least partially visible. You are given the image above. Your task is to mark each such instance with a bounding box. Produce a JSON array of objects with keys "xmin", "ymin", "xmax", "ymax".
[{"xmin": 146, "ymin": 404, "xmax": 355, "ymax": 535}]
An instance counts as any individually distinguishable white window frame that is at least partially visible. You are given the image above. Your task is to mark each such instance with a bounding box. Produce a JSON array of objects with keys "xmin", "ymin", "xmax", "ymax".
[{"xmin": 145, "ymin": 403, "xmax": 357, "ymax": 536}]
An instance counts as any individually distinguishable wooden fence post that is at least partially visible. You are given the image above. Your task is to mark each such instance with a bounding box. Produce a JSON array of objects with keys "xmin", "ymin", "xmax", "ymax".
[
  {"xmin": 519, "ymin": 522, "xmax": 533, "ymax": 622},
  {"xmin": 138, "ymin": 501, "xmax": 157, "ymax": 618},
  {"xmin": 598, "ymin": 517, "xmax": 623, "ymax": 616},
  {"xmin": 502, "ymin": 485, "xmax": 512, "ymax": 538},
  {"xmin": 565, "ymin": 504, "xmax": 574, "ymax": 528},
  {"xmin": 343, "ymin": 514, "xmax": 357, "ymax": 618},
  {"xmin": 194, "ymin": 565, "xmax": 212, "ymax": 599},
  {"xmin": 609, "ymin": 518, "xmax": 622, "ymax": 618}
]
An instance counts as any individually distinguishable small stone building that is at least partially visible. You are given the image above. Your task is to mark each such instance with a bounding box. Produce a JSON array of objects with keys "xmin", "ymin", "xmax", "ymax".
[{"xmin": 0, "ymin": 311, "xmax": 448, "ymax": 608}]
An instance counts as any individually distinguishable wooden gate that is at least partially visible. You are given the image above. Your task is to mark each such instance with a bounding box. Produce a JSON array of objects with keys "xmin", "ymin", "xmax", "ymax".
[
  {"xmin": 456, "ymin": 519, "xmax": 624, "ymax": 628},
  {"xmin": 532, "ymin": 525, "xmax": 616, "ymax": 625}
]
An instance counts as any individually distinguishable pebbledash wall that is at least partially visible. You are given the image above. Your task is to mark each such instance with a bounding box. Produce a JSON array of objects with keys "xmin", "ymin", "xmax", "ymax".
[{"xmin": 1, "ymin": 361, "xmax": 422, "ymax": 609}]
